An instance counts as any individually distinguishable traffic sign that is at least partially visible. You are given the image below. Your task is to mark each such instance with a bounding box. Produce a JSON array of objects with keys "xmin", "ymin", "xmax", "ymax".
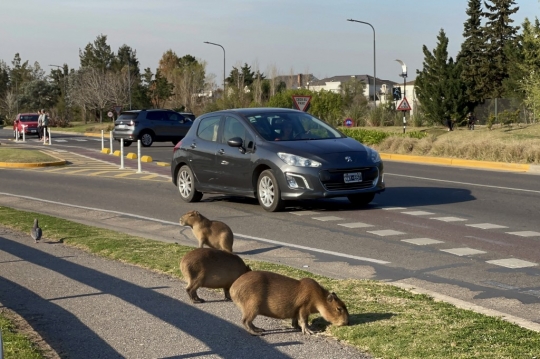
[
  {"xmin": 114, "ymin": 105, "xmax": 123, "ymax": 114},
  {"xmin": 107, "ymin": 111, "xmax": 114, "ymax": 118},
  {"xmin": 344, "ymin": 118, "xmax": 353, "ymax": 127},
  {"xmin": 292, "ymin": 95, "xmax": 312, "ymax": 112},
  {"xmin": 397, "ymin": 97, "xmax": 411, "ymax": 111}
]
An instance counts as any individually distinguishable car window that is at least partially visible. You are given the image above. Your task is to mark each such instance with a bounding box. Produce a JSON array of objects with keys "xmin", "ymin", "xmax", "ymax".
[
  {"xmin": 19, "ymin": 115, "xmax": 39, "ymax": 122},
  {"xmin": 222, "ymin": 117, "xmax": 246, "ymax": 143},
  {"xmin": 167, "ymin": 112, "xmax": 182, "ymax": 121},
  {"xmin": 118, "ymin": 112, "xmax": 138, "ymax": 121},
  {"xmin": 147, "ymin": 111, "xmax": 166, "ymax": 121},
  {"xmin": 197, "ymin": 116, "xmax": 221, "ymax": 142}
]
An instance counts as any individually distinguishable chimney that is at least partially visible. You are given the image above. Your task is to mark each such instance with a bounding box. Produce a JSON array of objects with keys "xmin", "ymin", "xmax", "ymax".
[{"xmin": 297, "ymin": 74, "xmax": 303, "ymax": 88}]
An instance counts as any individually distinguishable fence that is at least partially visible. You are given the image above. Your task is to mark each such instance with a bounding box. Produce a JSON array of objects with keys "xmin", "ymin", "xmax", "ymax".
[{"xmin": 473, "ymin": 98, "xmax": 533, "ymax": 126}]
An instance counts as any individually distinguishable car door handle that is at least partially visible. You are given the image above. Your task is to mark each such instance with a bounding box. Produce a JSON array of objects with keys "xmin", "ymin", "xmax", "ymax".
[
  {"xmin": 190, "ymin": 143, "xmax": 196, "ymax": 149},
  {"xmin": 218, "ymin": 149, "xmax": 225, "ymax": 155},
  {"xmin": 221, "ymin": 160, "xmax": 229, "ymax": 165}
]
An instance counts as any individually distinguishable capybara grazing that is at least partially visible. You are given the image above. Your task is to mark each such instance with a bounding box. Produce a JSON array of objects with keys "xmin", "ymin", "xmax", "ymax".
[
  {"xmin": 179, "ymin": 210, "xmax": 234, "ymax": 252},
  {"xmin": 230, "ymin": 271, "xmax": 349, "ymax": 336},
  {"xmin": 180, "ymin": 248, "xmax": 251, "ymax": 303}
]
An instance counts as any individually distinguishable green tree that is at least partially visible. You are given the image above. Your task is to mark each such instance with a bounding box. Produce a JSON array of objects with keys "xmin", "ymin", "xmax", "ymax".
[
  {"xmin": 483, "ymin": 0, "xmax": 520, "ymax": 98},
  {"xmin": 458, "ymin": 0, "xmax": 488, "ymax": 103},
  {"xmin": 416, "ymin": 29, "xmax": 468, "ymax": 125},
  {"xmin": 79, "ymin": 34, "xmax": 116, "ymax": 71},
  {"xmin": 19, "ymin": 79, "xmax": 59, "ymax": 111}
]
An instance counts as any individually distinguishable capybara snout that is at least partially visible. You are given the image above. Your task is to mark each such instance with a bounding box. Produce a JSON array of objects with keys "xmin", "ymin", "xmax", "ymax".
[
  {"xmin": 230, "ymin": 271, "xmax": 349, "ymax": 335},
  {"xmin": 179, "ymin": 210, "xmax": 234, "ymax": 252}
]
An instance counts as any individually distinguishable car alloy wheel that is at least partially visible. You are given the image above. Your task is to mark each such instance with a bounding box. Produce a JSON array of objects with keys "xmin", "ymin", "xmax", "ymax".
[
  {"xmin": 140, "ymin": 132, "xmax": 154, "ymax": 147},
  {"xmin": 257, "ymin": 170, "xmax": 284, "ymax": 212},
  {"xmin": 177, "ymin": 165, "xmax": 202, "ymax": 202}
]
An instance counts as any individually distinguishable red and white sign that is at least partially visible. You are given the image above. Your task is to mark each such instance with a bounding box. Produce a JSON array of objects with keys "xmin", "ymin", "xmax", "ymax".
[
  {"xmin": 114, "ymin": 105, "xmax": 123, "ymax": 114},
  {"xmin": 292, "ymin": 95, "xmax": 312, "ymax": 112},
  {"xmin": 397, "ymin": 97, "xmax": 412, "ymax": 111}
]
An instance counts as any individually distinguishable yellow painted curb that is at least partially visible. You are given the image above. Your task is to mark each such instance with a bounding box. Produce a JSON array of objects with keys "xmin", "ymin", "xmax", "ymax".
[
  {"xmin": 113, "ymin": 150, "xmax": 121, "ymax": 156},
  {"xmin": 84, "ymin": 132, "xmax": 111, "ymax": 139},
  {"xmin": 156, "ymin": 162, "xmax": 169, "ymax": 167},
  {"xmin": 126, "ymin": 153, "xmax": 137, "ymax": 159},
  {"xmin": 0, "ymin": 159, "xmax": 66, "ymax": 168},
  {"xmin": 101, "ymin": 148, "xmax": 111, "ymax": 154},
  {"xmin": 380, "ymin": 153, "xmax": 530, "ymax": 172},
  {"xmin": 141, "ymin": 155, "xmax": 153, "ymax": 163}
]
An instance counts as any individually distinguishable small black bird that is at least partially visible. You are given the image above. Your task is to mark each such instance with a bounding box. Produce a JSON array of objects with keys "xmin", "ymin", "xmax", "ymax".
[{"xmin": 31, "ymin": 218, "xmax": 42, "ymax": 243}]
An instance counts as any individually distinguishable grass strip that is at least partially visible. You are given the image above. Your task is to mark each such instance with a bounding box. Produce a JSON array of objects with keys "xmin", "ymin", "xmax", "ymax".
[
  {"xmin": 0, "ymin": 149, "xmax": 58, "ymax": 163},
  {"xmin": 1, "ymin": 206, "xmax": 539, "ymax": 359},
  {"xmin": 0, "ymin": 311, "xmax": 43, "ymax": 359}
]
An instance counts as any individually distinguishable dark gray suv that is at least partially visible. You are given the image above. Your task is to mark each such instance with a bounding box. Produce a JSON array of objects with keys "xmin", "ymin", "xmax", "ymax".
[{"xmin": 113, "ymin": 109, "xmax": 195, "ymax": 147}]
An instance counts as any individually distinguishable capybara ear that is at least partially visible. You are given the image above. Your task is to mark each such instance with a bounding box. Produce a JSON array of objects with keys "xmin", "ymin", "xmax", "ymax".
[
  {"xmin": 246, "ymin": 265, "xmax": 252, "ymax": 271},
  {"xmin": 327, "ymin": 292, "xmax": 338, "ymax": 302},
  {"xmin": 194, "ymin": 211, "xmax": 200, "ymax": 215}
]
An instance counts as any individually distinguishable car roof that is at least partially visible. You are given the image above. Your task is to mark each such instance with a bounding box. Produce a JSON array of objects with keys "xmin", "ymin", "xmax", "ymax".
[
  {"xmin": 18, "ymin": 113, "xmax": 39, "ymax": 116},
  {"xmin": 210, "ymin": 108, "xmax": 304, "ymax": 116}
]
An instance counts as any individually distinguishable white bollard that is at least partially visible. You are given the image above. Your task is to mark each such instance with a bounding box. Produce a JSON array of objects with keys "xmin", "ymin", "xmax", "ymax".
[
  {"xmin": 43, "ymin": 128, "xmax": 47, "ymax": 144},
  {"xmin": 48, "ymin": 128, "xmax": 52, "ymax": 145},
  {"xmin": 120, "ymin": 138, "xmax": 125, "ymax": 169},
  {"xmin": 22, "ymin": 125, "xmax": 26, "ymax": 142},
  {"xmin": 137, "ymin": 139, "xmax": 142, "ymax": 173},
  {"xmin": 101, "ymin": 130, "xmax": 104, "ymax": 151},
  {"xmin": 15, "ymin": 128, "xmax": 19, "ymax": 142},
  {"xmin": 109, "ymin": 131, "xmax": 114, "ymax": 155}
]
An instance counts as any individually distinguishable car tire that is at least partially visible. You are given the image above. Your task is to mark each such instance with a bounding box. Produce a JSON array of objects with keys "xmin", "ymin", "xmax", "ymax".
[
  {"xmin": 257, "ymin": 170, "xmax": 284, "ymax": 212},
  {"xmin": 140, "ymin": 131, "xmax": 154, "ymax": 147},
  {"xmin": 347, "ymin": 193, "xmax": 375, "ymax": 206},
  {"xmin": 177, "ymin": 165, "xmax": 203, "ymax": 203}
]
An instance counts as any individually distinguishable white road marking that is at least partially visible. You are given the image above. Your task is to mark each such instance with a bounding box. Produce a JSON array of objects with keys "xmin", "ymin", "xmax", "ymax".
[
  {"xmin": 367, "ymin": 230, "xmax": 406, "ymax": 236},
  {"xmin": 401, "ymin": 238, "xmax": 444, "ymax": 245},
  {"xmin": 466, "ymin": 223, "xmax": 509, "ymax": 229},
  {"xmin": 74, "ymin": 139, "xmax": 88, "ymax": 142},
  {"xmin": 381, "ymin": 207, "xmax": 407, "ymax": 210},
  {"xmin": 401, "ymin": 211, "xmax": 435, "ymax": 216},
  {"xmin": 386, "ymin": 173, "xmax": 540, "ymax": 194},
  {"xmin": 506, "ymin": 231, "xmax": 540, "ymax": 237},
  {"xmin": 440, "ymin": 247, "xmax": 487, "ymax": 256},
  {"xmin": 290, "ymin": 211, "xmax": 321, "ymax": 216},
  {"xmin": 54, "ymin": 140, "xmax": 67, "ymax": 142},
  {"xmin": 0, "ymin": 192, "xmax": 391, "ymax": 265},
  {"xmin": 430, "ymin": 217, "xmax": 468, "ymax": 222},
  {"xmin": 312, "ymin": 216, "xmax": 344, "ymax": 221},
  {"xmin": 338, "ymin": 222, "xmax": 374, "ymax": 228},
  {"xmin": 486, "ymin": 258, "xmax": 537, "ymax": 269}
]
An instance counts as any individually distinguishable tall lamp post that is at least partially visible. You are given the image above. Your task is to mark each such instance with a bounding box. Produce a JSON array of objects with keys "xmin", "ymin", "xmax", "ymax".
[
  {"xmin": 203, "ymin": 41, "xmax": 226, "ymax": 95},
  {"xmin": 395, "ymin": 59, "xmax": 407, "ymax": 133},
  {"xmin": 347, "ymin": 19, "xmax": 376, "ymax": 107},
  {"xmin": 49, "ymin": 64, "xmax": 68, "ymax": 120},
  {"xmin": 126, "ymin": 50, "xmax": 132, "ymax": 110}
]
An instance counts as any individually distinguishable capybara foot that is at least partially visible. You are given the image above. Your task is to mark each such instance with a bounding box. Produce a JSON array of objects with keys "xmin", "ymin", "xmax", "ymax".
[{"xmin": 192, "ymin": 297, "xmax": 205, "ymax": 304}]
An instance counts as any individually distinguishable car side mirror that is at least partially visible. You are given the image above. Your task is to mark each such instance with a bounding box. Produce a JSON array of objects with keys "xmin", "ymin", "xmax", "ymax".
[
  {"xmin": 227, "ymin": 137, "xmax": 246, "ymax": 154},
  {"xmin": 179, "ymin": 119, "xmax": 185, "ymax": 124}
]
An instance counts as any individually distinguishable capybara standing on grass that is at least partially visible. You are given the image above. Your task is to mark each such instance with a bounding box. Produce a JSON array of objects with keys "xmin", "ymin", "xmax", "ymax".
[
  {"xmin": 230, "ymin": 271, "xmax": 349, "ymax": 336},
  {"xmin": 179, "ymin": 210, "xmax": 234, "ymax": 252},
  {"xmin": 180, "ymin": 248, "xmax": 251, "ymax": 303}
]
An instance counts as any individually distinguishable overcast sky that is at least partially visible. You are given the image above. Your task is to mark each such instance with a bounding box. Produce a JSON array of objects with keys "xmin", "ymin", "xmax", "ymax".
[{"xmin": 0, "ymin": 0, "xmax": 537, "ymax": 85}]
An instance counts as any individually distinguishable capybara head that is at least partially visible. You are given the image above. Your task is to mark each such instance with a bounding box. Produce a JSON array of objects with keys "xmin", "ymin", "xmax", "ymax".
[
  {"xmin": 180, "ymin": 210, "xmax": 201, "ymax": 227},
  {"xmin": 319, "ymin": 292, "xmax": 349, "ymax": 327}
]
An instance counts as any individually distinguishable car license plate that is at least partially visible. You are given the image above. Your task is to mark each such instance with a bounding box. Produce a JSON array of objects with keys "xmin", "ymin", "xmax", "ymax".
[
  {"xmin": 344, "ymin": 172, "xmax": 362, "ymax": 183},
  {"xmin": 30, "ymin": 129, "xmax": 36, "ymax": 133},
  {"xmin": 117, "ymin": 124, "xmax": 126, "ymax": 129}
]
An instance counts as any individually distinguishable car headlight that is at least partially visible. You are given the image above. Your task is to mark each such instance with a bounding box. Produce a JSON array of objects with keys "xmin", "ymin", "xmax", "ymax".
[
  {"xmin": 367, "ymin": 148, "xmax": 381, "ymax": 163},
  {"xmin": 278, "ymin": 152, "xmax": 321, "ymax": 167}
]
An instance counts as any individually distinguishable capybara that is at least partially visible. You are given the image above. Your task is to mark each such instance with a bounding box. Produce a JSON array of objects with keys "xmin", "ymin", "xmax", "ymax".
[
  {"xmin": 179, "ymin": 210, "xmax": 234, "ymax": 252},
  {"xmin": 230, "ymin": 271, "xmax": 349, "ymax": 335},
  {"xmin": 180, "ymin": 248, "xmax": 251, "ymax": 303}
]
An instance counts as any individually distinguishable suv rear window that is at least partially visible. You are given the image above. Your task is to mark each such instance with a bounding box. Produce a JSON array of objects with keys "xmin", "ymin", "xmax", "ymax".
[
  {"xmin": 19, "ymin": 115, "xmax": 39, "ymax": 122},
  {"xmin": 118, "ymin": 113, "xmax": 138, "ymax": 120}
]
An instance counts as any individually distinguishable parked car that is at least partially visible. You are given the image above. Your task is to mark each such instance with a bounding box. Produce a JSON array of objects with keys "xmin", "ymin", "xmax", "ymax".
[
  {"xmin": 13, "ymin": 113, "xmax": 40, "ymax": 139},
  {"xmin": 112, "ymin": 109, "xmax": 194, "ymax": 147},
  {"xmin": 171, "ymin": 108, "xmax": 385, "ymax": 212}
]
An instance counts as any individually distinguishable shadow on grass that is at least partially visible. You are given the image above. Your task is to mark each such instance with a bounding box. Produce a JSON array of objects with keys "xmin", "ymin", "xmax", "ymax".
[{"xmin": 312, "ymin": 312, "xmax": 394, "ymax": 330}]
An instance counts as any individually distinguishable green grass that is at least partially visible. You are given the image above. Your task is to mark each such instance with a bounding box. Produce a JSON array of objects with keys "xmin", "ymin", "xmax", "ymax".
[
  {"xmin": 0, "ymin": 149, "xmax": 59, "ymax": 163},
  {"xmin": 0, "ymin": 311, "xmax": 43, "ymax": 359},
  {"xmin": 51, "ymin": 121, "xmax": 113, "ymax": 133},
  {"xmin": 1, "ymin": 206, "xmax": 540, "ymax": 358}
]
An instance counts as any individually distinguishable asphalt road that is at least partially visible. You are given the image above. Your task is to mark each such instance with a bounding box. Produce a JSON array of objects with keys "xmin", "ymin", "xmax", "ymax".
[{"xmin": 1, "ymin": 129, "xmax": 540, "ymax": 355}]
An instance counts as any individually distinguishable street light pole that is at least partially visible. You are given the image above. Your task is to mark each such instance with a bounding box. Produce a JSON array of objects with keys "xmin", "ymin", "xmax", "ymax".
[
  {"xmin": 126, "ymin": 50, "xmax": 132, "ymax": 110},
  {"xmin": 395, "ymin": 59, "xmax": 408, "ymax": 133},
  {"xmin": 49, "ymin": 64, "xmax": 68, "ymax": 120},
  {"xmin": 204, "ymin": 41, "xmax": 226, "ymax": 95},
  {"xmin": 347, "ymin": 19, "xmax": 376, "ymax": 107}
]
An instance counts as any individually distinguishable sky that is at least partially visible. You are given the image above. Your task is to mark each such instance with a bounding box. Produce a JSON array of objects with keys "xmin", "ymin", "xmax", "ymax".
[{"xmin": 0, "ymin": 0, "xmax": 538, "ymax": 85}]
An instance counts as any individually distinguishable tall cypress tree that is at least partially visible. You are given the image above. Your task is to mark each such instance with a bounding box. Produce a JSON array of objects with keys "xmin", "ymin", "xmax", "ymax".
[
  {"xmin": 416, "ymin": 29, "xmax": 469, "ymax": 125},
  {"xmin": 458, "ymin": 0, "xmax": 487, "ymax": 103},
  {"xmin": 483, "ymin": 0, "xmax": 519, "ymax": 98}
]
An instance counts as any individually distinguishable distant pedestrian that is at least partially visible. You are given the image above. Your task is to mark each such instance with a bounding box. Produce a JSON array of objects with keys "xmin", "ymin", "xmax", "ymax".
[
  {"xmin": 467, "ymin": 112, "xmax": 476, "ymax": 130},
  {"xmin": 41, "ymin": 109, "xmax": 49, "ymax": 142},
  {"xmin": 37, "ymin": 110, "xmax": 44, "ymax": 140},
  {"xmin": 446, "ymin": 116, "xmax": 453, "ymax": 131}
]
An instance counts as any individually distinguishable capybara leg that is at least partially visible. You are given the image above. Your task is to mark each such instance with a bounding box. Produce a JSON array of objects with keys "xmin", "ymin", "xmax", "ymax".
[
  {"xmin": 241, "ymin": 311, "xmax": 265, "ymax": 335},
  {"xmin": 186, "ymin": 279, "xmax": 205, "ymax": 303},
  {"xmin": 298, "ymin": 314, "xmax": 313, "ymax": 335},
  {"xmin": 223, "ymin": 288, "xmax": 232, "ymax": 301},
  {"xmin": 291, "ymin": 318, "xmax": 301, "ymax": 330}
]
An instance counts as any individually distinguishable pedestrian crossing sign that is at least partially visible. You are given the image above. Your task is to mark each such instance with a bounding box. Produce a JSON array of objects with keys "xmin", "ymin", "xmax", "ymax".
[{"xmin": 397, "ymin": 97, "xmax": 411, "ymax": 111}]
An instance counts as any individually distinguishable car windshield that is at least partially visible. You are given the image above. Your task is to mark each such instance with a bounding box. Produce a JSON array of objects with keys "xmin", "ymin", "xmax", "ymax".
[
  {"xmin": 245, "ymin": 112, "xmax": 344, "ymax": 141},
  {"xmin": 20, "ymin": 115, "xmax": 39, "ymax": 122}
]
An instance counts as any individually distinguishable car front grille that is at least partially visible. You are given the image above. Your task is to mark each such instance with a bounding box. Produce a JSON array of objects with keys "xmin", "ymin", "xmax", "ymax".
[{"xmin": 319, "ymin": 167, "xmax": 379, "ymax": 191}]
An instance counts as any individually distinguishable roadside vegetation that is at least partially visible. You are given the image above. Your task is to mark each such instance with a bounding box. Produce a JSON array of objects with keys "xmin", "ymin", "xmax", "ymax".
[
  {"xmin": 1, "ymin": 206, "xmax": 539, "ymax": 359},
  {"xmin": 0, "ymin": 311, "xmax": 44, "ymax": 359},
  {"xmin": 0, "ymin": 148, "xmax": 58, "ymax": 163}
]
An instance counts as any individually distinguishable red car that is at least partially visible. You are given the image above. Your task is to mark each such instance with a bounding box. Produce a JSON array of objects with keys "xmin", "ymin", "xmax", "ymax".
[{"xmin": 13, "ymin": 113, "xmax": 40, "ymax": 139}]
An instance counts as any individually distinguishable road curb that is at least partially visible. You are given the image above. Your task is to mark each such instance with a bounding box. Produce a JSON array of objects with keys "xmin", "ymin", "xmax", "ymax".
[
  {"xmin": 0, "ymin": 159, "xmax": 66, "ymax": 168},
  {"xmin": 380, "ymin": 153, "xmax": 532, "ymax": 173}
]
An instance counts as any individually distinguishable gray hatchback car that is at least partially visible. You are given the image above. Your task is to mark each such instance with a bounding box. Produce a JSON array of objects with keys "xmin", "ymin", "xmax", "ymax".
[{"xmin": 113, "ymin": 109, "xmax": 195, "ymax": 147}]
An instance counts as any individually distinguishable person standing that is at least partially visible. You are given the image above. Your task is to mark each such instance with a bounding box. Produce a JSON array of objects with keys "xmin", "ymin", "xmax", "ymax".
[
  {"xmin": 467, "ymin": 112, "xmax": 476, "ymax": 130},
  {"xmin": 37, "ymin": 110, "xmax": 44, "ymax": 140}
]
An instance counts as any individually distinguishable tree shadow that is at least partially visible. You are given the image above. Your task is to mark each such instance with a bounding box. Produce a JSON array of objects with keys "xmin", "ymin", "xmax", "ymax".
[{"xmin": 311, "ymin": 312, "xmax": 395, "ymax": 330}]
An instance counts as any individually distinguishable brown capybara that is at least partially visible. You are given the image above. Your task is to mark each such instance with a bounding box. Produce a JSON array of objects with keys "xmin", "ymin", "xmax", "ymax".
[
  {"xmin": 179, "ymin": 210, "xmax": 234, "ymax": 252},
  {"xmin": 180, "ymin": 248, "xmax": 251, "ymax": 303},
  {"xmin": 230, "ymin": 271, "xmax": 349, "ymax": 336}
]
